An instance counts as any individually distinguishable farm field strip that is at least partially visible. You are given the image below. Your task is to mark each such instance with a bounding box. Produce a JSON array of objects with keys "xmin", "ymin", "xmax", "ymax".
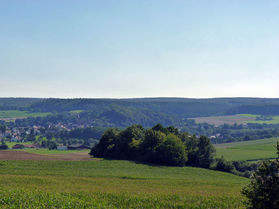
[
  {"xmin": 0, "ymin": 110, "xmax": 50, "ymax": 120},
  {"xmin": 21, "ymin": 148, "xmax": 91, "ymax": 155},
  {"xmin": 0, "ymin": 150, "xmax": 93, "ymax": 161},
  {"xmin": 215, "ymin": 137, "xmax": 279, "ymax": 161},
  {"xmin": 192, "ymin": 114, "xmax": 279, "ymax": 125},
  {"xmin": 191, "ymin": 114, "xmax": 256, "ymax": 125}
]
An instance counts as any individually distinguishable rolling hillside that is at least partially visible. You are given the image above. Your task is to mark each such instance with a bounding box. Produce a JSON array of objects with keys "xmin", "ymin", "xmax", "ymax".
[{"xmin": 215, "ymin": 137, "xmax": 279, "ymax": 161}]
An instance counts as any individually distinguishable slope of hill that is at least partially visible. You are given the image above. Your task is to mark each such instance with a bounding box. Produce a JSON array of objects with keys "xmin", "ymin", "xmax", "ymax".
[
  {"xmin": 0, "ymin": 98, "xmax": 41, "ymax": 110},
  {"xmin": 28, "ymin": 97, "xmax": 279, "ymax": 117},
  {"xmin": 215, "ymin": 137, "xmax": 278, "ymax": 161},
  {"xmin": 227, "ymin": 103, "xmax": 279, "ymax": 115}
]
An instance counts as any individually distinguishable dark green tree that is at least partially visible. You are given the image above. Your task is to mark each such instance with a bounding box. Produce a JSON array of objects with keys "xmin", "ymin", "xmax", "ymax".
[
  {"xmin": 140, "ymin": 129, "xmax": 166, "ymax": 162},
  {"xmin": 0, "ymin": 125, "xmax": 6, "ymax": 133},
  {"xmin": 182, "ymin": 135, "xmax": 199, "ymax": 166},
  {"xmin": 0, "ymin": 139, "xmax": 8, "ymax": 150},
  {"xmin": 90, "ymin": 128, "xmax": 120, "ymax": 158},
  {"xmin": 215, "ymin": 156, "xmax": 234, "ymax": 172},
  {"xmin": 48, "ymin": 141, "xmax": 57, "ymax": 150},
  {"xmin": 242, "ymin": 141, "xmax": 279, "ymax": 209},
  {"xmin": 196, "ymin": 136, "xmax": 215, "ymax": 168},
  {"xmin": 117, "ymin": 125, "xmax": 145, "ymax": 159},
  {"xmin": 154, "ymin": 134, "xmax": 187, "ymax": 166},
  {"xmin": 184, "ymin": 135, "xmax": 215, "ymax": 168}
]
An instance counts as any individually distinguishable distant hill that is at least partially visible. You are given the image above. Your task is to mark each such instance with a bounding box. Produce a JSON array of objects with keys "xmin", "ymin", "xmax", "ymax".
[
  {"xmin": 4, "ymin": 97, "xmax": 279, "ymax": 144},
  {"xmin": 226, "ymin": 103, "xmax": 279, "ymax": 115},
  {"xmin": 2, "ymin": 97, "xmax": 279, "ymax": 118},
  {"xmin": 0, "ymin": 98, "xmax": 41, "ymax": 110}
]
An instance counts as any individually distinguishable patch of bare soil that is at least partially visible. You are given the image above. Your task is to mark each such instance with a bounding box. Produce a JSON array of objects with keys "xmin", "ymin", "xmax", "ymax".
[{"xmin": 0, "ymin": 151, "xmax": 94, "ymax": 161}]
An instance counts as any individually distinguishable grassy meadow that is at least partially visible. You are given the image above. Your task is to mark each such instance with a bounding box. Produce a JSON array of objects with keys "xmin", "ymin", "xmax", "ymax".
[
  {"xmin": 0, "ymin": 110, "xmax": 50, "ymax": 119},
  {"xmin": 192, "ymin": 114, "xmax": 279, "ymax": 125},
  {"xmin": 215, "ymin": 137, "xmax": 278, "ymax": 161},
  {"xmin": 0, "ymin": 159, "xmax": 248, "ymax": 208},
  {"xmin": 5, "ymin": 141, "xmax": 33, "ymax": 148},
  {"xmin": 241, "ymin": 114, "xmax": 279, "ymax": 124}
]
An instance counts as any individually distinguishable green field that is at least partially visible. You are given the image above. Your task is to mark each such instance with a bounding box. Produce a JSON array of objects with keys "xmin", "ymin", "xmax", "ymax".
[
  {"xmin": 22, "ymin": 148, "xmax": 90, "ymax": 155},
  {"xmin": 215, "ymin": 137, "xmax": 278, "ymax": 161},
  {"xmin": 0, "ymin": 110, "xmax": 50, "ymax": 119},
  {"xmin": 5, "ymin": 141, "xmax": 33, "ymax": 148},
  {"xmin": 241, "ymin": 114, "xmax": 279, "ymax": 124},
  {"xmin": 0, "ymin": 159, "xmax": 248, "ymax": 208},
  {"xmin": 6, "ymin": 147, "xmax": 90, "ymax": 155},
  {"xmin": 192, "ymin": 114, "xmax": 279, "ymax": 125},
  {"xmin": 69, "ymin": 110, "xmax": 84, "ymax": 114}
]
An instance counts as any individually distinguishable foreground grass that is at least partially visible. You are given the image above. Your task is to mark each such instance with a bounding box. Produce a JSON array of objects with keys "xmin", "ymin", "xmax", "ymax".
[
  {"xmin": 215, "ymin": 137, "xmax": 278, "ymax": 161},
  {"xmin": 0, "ymin": 160, "xmax": 248, "ymax": 208}
]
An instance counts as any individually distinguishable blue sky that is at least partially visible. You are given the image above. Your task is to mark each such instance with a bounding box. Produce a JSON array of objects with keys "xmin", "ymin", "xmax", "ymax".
[{"xmin": 1, "ymin": 0, "xmax": 279, "ymax": 98}]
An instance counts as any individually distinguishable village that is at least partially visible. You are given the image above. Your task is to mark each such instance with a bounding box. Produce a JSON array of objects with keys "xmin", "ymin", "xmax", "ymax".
[{"xmin": 0, "ymin": 121, "xmax": 92, "ymax": 151}]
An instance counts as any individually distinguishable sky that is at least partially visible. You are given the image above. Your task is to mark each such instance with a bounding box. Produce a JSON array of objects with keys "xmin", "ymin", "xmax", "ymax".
[{"xmin": 1, "ymin": 0, "xmax": 279, "ymax": 98}]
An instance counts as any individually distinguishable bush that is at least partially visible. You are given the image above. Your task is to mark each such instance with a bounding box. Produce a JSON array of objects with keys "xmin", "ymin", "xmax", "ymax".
[
  {"xmin": 242, "ymin": 142, "xmax": 279, "ymax": 209},
  {"xmin": 232, "ymin": 161, "xmax": 258, "ymax": 173},
  {"xmin": 215, "ymin": 157, "xmax": 234, "ymax": 172},
  {"xmin": 0, "ymin": 144, "xmax": 8, "ymax": 150},
  {"xmin": 48, "ymin": 141, "xmax": 57, "ymax": 150},
  {"xmin": 154, "ymin": 134, "xmax": 187, "ymax": 166}
]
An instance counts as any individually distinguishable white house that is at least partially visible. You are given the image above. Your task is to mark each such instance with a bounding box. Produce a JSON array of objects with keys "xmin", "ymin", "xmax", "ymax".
[{"xmin": 57, "ymin": 146, "xmax": 68, "ymax": 150}]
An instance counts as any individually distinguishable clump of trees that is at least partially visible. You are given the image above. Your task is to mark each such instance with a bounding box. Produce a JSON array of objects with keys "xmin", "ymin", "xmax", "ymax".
[
  {"xmin": 90, "ymin": 124, "xmax": 215, "ymax": 167},
  {"xmin": 242, "ymin": 142, "xmax": 279, "ymax": 209},
  {"xmin": 0, "ymin": 140, "xmax": 8, "ymax": 150},
  {"xmin": 41, "ymin": 139, "xmax": 57, "ymax": 150}
]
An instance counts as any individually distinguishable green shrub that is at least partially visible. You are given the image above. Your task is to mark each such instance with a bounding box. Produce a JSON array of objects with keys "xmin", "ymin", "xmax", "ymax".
[
  {"xmin": 215, "ymin": 156, "xmax": 234, "ymax": 172},
  {"xmin": 242, "ymin": 141, "xmax": 279, "ymax": 209},
  {"xmin": 0, "ymin": 144, "xmax": 8, "ymax": 150}
]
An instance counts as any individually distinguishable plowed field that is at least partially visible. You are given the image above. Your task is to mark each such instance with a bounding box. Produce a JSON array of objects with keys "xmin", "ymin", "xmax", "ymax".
[{"xmin": 0, "ymin": 150, "xmax": 93, "ymax": 161}]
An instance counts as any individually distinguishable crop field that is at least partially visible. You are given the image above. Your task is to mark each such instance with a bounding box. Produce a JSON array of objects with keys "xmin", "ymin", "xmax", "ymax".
[
  {"xmin": 5, "ymin": 142, "xmax": 90, "ymax": 155},
  {"xmin": 215, "ymin": 137, "xmax": 278, "ymax": 161},
  {"xmin": 0, "ymin": 110, "xmax": 50, "ymax": 120},
  {"xmin": 242, "ymin": 114, "xmax": 279, "ymax": 124},
  {"xmin": 22, "ymin": 148, "xmax": 90, "ymax": 155},
  {"xmin": 191, "ymin": 114, "xmax": 256, "ymax": 125},
  {"xmin": 192, "ymin": 114, "xmax": 279, "ymax": 125},
  {"xmin": 0, "ymin": 150, "xmax": 93, "ymax": 161},
  {"xmin": 0, "ymin": 153, "xmax": 248, "ymax": 208}
]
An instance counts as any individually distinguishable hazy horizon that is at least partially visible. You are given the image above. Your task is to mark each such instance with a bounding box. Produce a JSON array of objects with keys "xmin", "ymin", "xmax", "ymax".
[
  {"xmin": 1, "ymin": 96, "xmax": 279, "ymax": 100},
  {"xmin": 1, "ymin": 1, "xmax": 279, "ymax": 98}
]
